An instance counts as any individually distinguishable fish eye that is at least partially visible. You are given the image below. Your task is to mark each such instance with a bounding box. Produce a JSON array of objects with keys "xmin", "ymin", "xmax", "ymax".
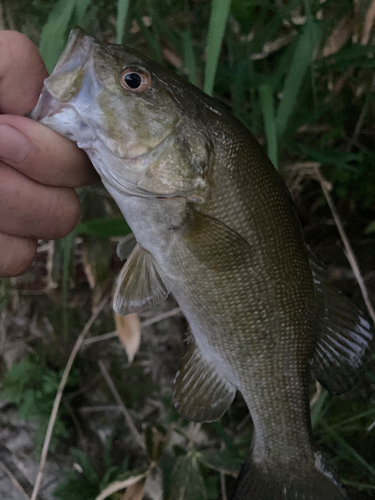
[{"xmin": 119, "ymin": 68, "xmax": 151, "ymax": 93}]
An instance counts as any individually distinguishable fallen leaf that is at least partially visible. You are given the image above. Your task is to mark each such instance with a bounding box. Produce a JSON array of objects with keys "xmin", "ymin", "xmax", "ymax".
[
  {"xmin": 323, "ymin": 16, "xmax": 353, "ymax": 57},
  {"xmin": 95, "ymin": 473, "xmax": 146, "ymax": 500},
  {"xmin": 115, "ymin": 312, "xmax": 141, "ymax": 362},
  {"xmin": 121, "ymin": 479, "xmax": 145, "ymax": 500},
  {"xmin": 362, "ymin": 0, "xmax": 375, "ymax": 45}
]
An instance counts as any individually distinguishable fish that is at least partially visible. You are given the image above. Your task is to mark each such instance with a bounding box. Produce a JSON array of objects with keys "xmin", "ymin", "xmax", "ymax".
[{"xmin": 32, "ymin": 28, "xmax": 373, "ymax": 500}]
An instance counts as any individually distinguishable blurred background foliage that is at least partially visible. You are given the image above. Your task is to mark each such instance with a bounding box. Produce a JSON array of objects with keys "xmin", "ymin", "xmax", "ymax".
[{"xmin": 0, "ymin": 0, "xmax": 375, "ymax": 499}]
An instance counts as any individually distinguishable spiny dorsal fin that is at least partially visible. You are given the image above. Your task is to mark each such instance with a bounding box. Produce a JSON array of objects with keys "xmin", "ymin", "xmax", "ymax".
[
  {"xmin": 173, "ymin": 339, "xmax": 236, "ymax": 422},
  {"xmin": 310, "ymin": 251, "xmax": 373, "ymax": 394},
  {"xmin": 114, "ymin": 243, "xmax": 172, "ymax": 316}
]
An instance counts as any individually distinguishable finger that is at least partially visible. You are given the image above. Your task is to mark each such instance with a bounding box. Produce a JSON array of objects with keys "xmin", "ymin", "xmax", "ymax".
[
  {"xmin": 0, "ymin": 30, "xmax": 48, "ymax": 115},
  {"xmin": 0, "ymin": 115, "xmax": 99, "ymax": 187},
  {"xmin": 0, "ymin": 164, "xmax": 80, "ymax": 240},
  {"xmin": 0, "ymin": 232, "xmax": 37, "ymax": 277}
]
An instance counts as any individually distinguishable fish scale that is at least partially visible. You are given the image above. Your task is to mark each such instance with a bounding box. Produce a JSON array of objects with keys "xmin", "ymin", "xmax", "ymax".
[{"xmin": 31, "ymin": 28, "xmax": 373, "ymax": 500}]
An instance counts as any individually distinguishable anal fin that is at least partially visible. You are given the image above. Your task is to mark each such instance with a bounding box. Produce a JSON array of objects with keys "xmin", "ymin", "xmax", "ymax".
[
  {"xmin": 173, "ymin": 340, "xmax": 236, "ymax": 422},
  {"xmin": 114, "ymin": 243, "xmax": 172, "ymax": 316},
  {"xmin": 310, "ymin": 252, "xmax": 373, "ymax": 394}
]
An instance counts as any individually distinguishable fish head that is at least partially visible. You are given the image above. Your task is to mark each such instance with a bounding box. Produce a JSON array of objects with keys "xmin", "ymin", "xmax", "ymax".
[{"xmin": 32, "ymin": 28, "xmax": 211, "ymax": 199}]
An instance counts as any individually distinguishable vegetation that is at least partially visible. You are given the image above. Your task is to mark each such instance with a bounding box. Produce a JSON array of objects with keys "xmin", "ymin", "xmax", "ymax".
[{"xmin": 0, "ymin": 0, "xmax": 374, "ymax": 499}]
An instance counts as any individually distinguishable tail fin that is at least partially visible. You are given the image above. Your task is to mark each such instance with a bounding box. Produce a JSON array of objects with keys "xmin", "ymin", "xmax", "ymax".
[{"xmin": 231, "ymin": 451, "xmax": 349, "ymax": 500}]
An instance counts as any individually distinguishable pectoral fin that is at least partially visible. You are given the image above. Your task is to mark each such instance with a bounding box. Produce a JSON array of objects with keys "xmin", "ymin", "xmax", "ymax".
[
  {"xmin": 310, "ymin": 252, "xmax": 373, "ymax": 394},
  {"xmin": 116, "ymin": 233, "xmax": 137, "ymax": 261},
  {"xmin": 114, "ymin": 244, "xmax": 172, "ymax": 316},
  {"xmin": 173, "ymin": 340, "xmax": 236, "ymax": 422},
  {"xmin": 182, "ymin": 206, "xmax": 255, "ymax": 272}
]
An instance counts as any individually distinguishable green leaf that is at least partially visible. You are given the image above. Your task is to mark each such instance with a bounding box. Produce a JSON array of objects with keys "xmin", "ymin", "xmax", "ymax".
[
  {"xmin": 70, "ymin": 448, "xmax": 100, "ymax": 486},
  {"xmin": 168, "ymin": 451, "xmax": 207, "ymax": 500},
  {"xmin": 259, "ymin": 83, "xmax": 278, "ymax": 169},
  {"xmin": 75, "ymin": 218, "xmax": 131, "ymax": 238},
  {"xmin": 204, "ymin": 0, "xmax": 232, "ymax": 96},
  {"xmin": 54, "ymin": 476, "xmax": 99, "ymax": 500},
  {"xmin": 276, "ymin": 22, "xmax": 323, "ymax": 139},
  {"xmin": 320, "ymin": 45, "xmax": 375, "ymax": 70},
  {"xmin": 365, "ymin": 221, "xmax": 375, "ymax": 234},
  {"xmin": 116, "ymin": 0, "xmax": 130, "ymax": 44},
  {"xmin": 299, "ymin": 145, "xmax": 361, "ymax": 171},
  {"xmin": 39, "ymin": 0, "xmax": 77, "ymax": 72},
  {"xmin": 199, "ymin": 449, "xmax": 243, "ymax": 474}
]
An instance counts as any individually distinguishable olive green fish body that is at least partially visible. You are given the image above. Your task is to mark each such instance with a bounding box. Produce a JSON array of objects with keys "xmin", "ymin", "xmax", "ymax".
[{"xmin": 32, "ymin": 29, "xmax": 373, "ymax": 500}]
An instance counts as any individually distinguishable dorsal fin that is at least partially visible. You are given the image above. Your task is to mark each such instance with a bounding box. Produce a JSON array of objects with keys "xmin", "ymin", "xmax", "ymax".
[
  {"xmin": 310, "ymin": 251, "xmax": 373, "ymax": 394},
  {"xmin": 173, "ymin": 339, "xmax": 236, "ymax": 422},
  {"xmin": 113, "ymin": 244, "xmax": 172, "ymax": 316}
]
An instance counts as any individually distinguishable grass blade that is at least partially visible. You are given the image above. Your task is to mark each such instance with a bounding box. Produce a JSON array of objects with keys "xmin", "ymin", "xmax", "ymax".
[
  {"xmin": 39, "ymin": 0, "xmax": 77, "ymax": 72},
  {"xmin": 74, "ymin": 0, "xmax": 92, "ymax": 29},
  {"xmin": 116, "ymin": 0, "xmax": 130, "ymax": 44},
  {"xmin": 276, "ymin": 22, "xmax": 322, "ymax": 139},
  {"xmin": 181, "ymin": 31, "xmax": 197, "ymax": 85},
  {"xmin": 259, "ymin": 83, "xmax": 278, "ymax": 169},
  {"xmin": 204, "ymin": 0, "xmax": 231, "ymax": 96},
  {"xmin": 322, "ymin": 422, "xmax": 375, "ymax": 477},
  {"xmin": 133, "ymin": 14, "xmax": 163, "ymax": 63}
]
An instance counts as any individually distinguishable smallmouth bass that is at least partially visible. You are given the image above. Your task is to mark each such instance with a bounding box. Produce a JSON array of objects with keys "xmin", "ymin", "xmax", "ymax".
[{"xmin": 32, "ymin": 28, "xmax": 373, "ymax": 500}]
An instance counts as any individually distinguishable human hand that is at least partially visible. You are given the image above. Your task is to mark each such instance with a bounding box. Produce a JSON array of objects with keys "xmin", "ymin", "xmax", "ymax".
[{"xmin": 0, "ymin": 31, "xmax": 98, "ymax": 277}]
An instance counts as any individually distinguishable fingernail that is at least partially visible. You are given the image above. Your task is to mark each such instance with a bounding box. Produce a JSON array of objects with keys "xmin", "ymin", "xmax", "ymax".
[{"xmin": 0, "ymin": 124, "xmax": 31, "ymax": 163}]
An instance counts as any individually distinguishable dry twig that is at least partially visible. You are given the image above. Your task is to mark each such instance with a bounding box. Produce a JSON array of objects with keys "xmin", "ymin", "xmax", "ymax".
[
  {"xmin": 309, "ymin": 381, "xmax": 322, "ymax": 408},
  {"xmin": 98, "ymin": 360, "xmax": 146, "ymax": 451},
  {"xmin": 0, "ymin": 461, "xmax": 31, "ymax": 500},
  {"xmin": 84, "ymin": 306, "xmax": 182, "ymax": 345},
  {"xmin": 30, "ymin": 296, "xmax": 108, "ymax": 500},
  {"xmin": 315, "ymin": 166, "xmax": 375, "ymax": 324}
]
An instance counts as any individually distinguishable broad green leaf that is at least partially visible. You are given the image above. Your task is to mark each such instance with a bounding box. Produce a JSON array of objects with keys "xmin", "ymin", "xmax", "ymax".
[
  {"xmin": 204, "ymin": 0, "xmax": 232, "ymax": 96},
  {"xmin": 54, "ymin": 477, "xmax": 99, "ymax": 500},
  {"xmin": 276, "ymin": 22, "xmax": 323, "ymax": 139},
  {"xmin": 259, "ymin": 83, "xmax": 278, "ymax": 169},
  {"xmin": 75, "ymin": 218, "xmax": 131, "ymax": 238},
  {"xmin": 168, "ymin": 452, "xmax": 207, "ymax": 500},
  {"xmin": 200, "ymin": 449, "xmax": 243, "ymax": 474},
  {"xmin": 70, "ymin": 448, "xmax": 100, "ymax": 486},
  {"xmin": 116, "ymin": 0, "xmax": 130, "ymax": 44}
]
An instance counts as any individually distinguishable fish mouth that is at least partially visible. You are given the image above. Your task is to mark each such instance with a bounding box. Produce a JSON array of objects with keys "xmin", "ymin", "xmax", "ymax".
[{"xmin": 32, "ymin": 86, "xmax": 180, "ymax": 164}]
